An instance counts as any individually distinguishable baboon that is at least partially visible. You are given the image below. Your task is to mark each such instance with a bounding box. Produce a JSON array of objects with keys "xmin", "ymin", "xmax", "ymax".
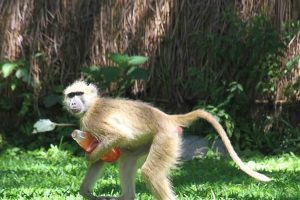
[{"xmin": 63, "ymin": 80, "xmax": 271, "ymax": 200}]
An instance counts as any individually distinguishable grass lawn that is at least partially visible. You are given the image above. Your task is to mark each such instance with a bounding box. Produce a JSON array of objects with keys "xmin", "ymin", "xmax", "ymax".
[{"xmin": 0, "ymin": 145, "xmax": 299, "ymax": 200}]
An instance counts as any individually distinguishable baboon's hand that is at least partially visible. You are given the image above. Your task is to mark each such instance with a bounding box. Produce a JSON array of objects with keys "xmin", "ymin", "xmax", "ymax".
[
  {"xmin": 86, "ymin": 151, "xmax": 99, "ymax": 164},
  {"xmin": 87, "ymin": 142, "xmax": 108, "ymax": 163}
]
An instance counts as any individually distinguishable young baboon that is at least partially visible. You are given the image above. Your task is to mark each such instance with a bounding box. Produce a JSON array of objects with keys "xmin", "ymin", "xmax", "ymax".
[{"xmin": 63, "ymin": 80, "xmax": 271, "ymax": 200}]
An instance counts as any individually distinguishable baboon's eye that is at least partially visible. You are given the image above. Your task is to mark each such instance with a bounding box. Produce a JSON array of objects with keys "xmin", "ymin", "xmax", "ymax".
[{"xmin": 67, "ymin": 92, "xmax": 84, "ymax": 98}]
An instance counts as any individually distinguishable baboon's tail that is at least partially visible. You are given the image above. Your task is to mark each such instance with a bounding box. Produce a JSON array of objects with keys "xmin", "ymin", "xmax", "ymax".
[{"xmin": 171, "ymin": 109, "xmax": 271, "ymax": 182}]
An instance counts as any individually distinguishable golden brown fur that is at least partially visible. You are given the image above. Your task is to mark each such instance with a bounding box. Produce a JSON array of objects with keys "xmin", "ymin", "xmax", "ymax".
[{"xmin": 63, "ymin": 80, "xmax": 271, "ymax": 200}]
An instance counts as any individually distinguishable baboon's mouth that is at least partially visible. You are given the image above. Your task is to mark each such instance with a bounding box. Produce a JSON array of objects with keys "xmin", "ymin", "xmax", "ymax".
[{"xmin": 71, "ymin": 108, "xmax": 81, "ymax": 113}]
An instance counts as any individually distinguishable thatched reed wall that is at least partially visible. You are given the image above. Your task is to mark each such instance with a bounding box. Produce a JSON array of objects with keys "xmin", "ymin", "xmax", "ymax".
[{"xmin": 0, "ymin": 0, "xmax": 299, "ymax": 105}]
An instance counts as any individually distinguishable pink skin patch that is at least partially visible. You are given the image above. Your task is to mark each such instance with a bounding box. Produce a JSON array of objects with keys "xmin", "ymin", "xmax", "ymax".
[{"xmin": 177, "ymin": 126, "xmax": 183, "ymax": 135}]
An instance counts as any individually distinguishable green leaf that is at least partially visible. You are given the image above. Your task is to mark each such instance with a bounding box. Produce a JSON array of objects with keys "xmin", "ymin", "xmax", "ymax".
[
  {"xmin": 82, "ymin": 66, "xmax": 121, "ymax": 84},
  {"xmin": 82, "ymin": 66, "xmax": 100, "ymax": 76},
  {"xmin": 11, "ymin": 83, "xmax": 17, "ymax": 91},
  {"xmin": 2, "ymin": 62, "xmax": 18, "ymax": 78},
  {"xmin": 127, "ymin": 67, "xmax": 149, "ymax": 80},
  {"xmin": 109, "ymin": 53, "xmax": 129, "ymax": 66},
  {"xmin": 128, "ymin": 56, "xmax": 148, "ymax": 65},
  {"xmin": 126, "ymin": 66, "xmax": 137, "ymax": 75},
  {"xmin": 99, "ymin": 67, "xmax": 121, "ymax": 82},
  {"xmin": 15, "ymin": 68, "xmax": 31, "ymax": 85},
  {"xmin": 15, "ymin": 68, "xmax": 29, "ymax": 81}
]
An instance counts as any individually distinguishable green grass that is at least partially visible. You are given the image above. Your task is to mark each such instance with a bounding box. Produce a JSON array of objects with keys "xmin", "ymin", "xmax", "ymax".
[{"xmin": 0, "ymin": 146, "xmax": 299, "ymax": 200}]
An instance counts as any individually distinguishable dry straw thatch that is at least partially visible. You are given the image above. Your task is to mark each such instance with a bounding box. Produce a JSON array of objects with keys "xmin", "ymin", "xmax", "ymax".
[{"xmin": 0, "ymin": 0, "xmax": 299, "ymax": 105}]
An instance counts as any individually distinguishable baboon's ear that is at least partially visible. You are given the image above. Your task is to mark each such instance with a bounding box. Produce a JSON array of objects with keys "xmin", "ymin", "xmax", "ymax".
[{"xmin": 88, "ymin": 83, "xmax": 98, "ymax": 96}]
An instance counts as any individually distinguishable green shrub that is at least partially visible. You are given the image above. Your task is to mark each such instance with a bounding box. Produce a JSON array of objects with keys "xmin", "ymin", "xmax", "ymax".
[
  {"xmin": 0, "ymin": 59, "xmax": 33, "ymax": 115},
  {"xmin": 188, "ymin": 13, "xmax": 300, "ymax": 153},
  {"xmin": 0, "ymin": 53, "xmax": 149, "ymax": 149},
  {"xmin": 82, "ymin": 53, "xmax": 149, "ymax": 97}
]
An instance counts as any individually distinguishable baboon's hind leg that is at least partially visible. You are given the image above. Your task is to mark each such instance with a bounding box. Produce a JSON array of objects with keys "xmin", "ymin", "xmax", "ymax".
[{"xmin": 141, "ymin": 132, "xmax": 181, "ymax": 200}]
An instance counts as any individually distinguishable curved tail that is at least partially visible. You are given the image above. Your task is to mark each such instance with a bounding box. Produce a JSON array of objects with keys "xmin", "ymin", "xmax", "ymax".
[{"xmin": 171, "ymin": 109, "xmax": 271, "ymax": 182}]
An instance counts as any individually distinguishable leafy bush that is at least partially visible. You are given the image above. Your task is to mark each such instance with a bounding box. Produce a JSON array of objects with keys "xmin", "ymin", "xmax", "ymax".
[
  {"xmin": 193, "ymin": 13, "xmax": 289, "ymax": 100},
  {"xmin": 187, "ymin": 13, "xmax": 300, "ymax": 153},
  {"xmin": 82, "ymin": 53, "xmax": 149, "ymax": 97},
  {"xmin": 0, "ymin": 58, "xmax": 77, "ymax": 150},
  {"xmin": 0, "ymin": 59, "xmax": 33, "ymax": 115},
  {"xmin": 0, "ymin": 53, "xmax": 149, "ymax": 149},
  {"xmin": 0, "ymin": 59, "xmax": 37, "ymax": 148}
]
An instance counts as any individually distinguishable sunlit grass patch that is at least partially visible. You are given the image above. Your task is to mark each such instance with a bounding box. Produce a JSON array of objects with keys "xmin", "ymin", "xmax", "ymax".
[{"xmin": 0, "ymin": 146, "xmax": 299, "ymax": 200}]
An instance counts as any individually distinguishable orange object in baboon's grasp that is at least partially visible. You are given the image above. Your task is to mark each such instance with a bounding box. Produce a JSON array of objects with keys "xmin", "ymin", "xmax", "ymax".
[{"xmin": 71, "ymin": 130, "xmax": 121, "ymax": 163}]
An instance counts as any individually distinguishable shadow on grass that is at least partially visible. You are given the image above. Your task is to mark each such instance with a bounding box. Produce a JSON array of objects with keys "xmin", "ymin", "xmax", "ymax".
[
  {"xmin": 95, "ymin": 156, "xmax": 300, "ymax": 199},
  {"xmin": 173, "ymin": 157, "xmax": 256, "ymax": 185},
  {"xmin": 95, "ymin": 183, "xmax": 151, "ymax": 197},
  {"xmin": 64, "ymin": 156, "xmax": 300, "ymax": 199},
  {"xmin": 171, "ymin": 157, "xmax": 299, "ymax": 199},
  {"xmin": 93, "ymin": 167, "xmax": 151, "ymax": 197}
]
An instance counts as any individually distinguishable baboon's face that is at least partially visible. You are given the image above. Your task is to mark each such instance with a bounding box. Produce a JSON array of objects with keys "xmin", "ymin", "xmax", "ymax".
[{"xmin": 63, "ymin": 81, "xmax": 98, "ymax": 116}]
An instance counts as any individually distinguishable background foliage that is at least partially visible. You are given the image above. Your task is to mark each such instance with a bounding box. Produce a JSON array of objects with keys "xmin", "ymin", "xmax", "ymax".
[
  {"xmin": 0, "ymin": 1, "xmax": 300, "ymax": 199},
  {"xmin": 0, "ymin": 0, "xmax": 299, "ymax": 154}
]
